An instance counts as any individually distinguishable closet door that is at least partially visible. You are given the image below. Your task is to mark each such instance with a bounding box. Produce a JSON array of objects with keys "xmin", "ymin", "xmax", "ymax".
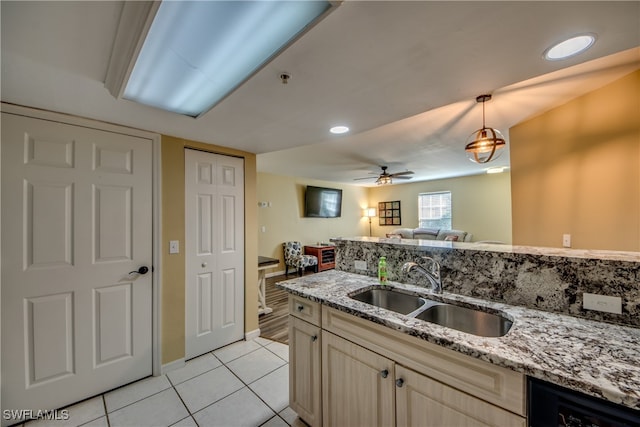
[
  {"xmin": 185, "ymin": 149, "xmax": 244, "ymax": 358},
  {"xmin": 1, "ymin": 112, "xmax": 153, "ymax": 421}
]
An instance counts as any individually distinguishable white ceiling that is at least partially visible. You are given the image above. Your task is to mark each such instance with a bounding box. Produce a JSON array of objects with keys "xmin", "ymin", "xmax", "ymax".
[{"xmin": 2, "ymin": 1, "xmax": 639, "ymax": 186}]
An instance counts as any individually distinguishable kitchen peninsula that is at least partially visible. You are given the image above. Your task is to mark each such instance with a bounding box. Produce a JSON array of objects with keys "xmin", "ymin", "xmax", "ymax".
[{"xmin": 277, "ymin": 237, "xmax": 640, "ymax": 425}]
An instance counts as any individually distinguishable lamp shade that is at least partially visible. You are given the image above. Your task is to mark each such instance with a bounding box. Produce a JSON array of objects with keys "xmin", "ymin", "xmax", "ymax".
[
  {"xmin": 364, "ymin": 208, "xmax": 377, "ymax": 218},
  {"xmin": 464, "ymin": 94, "xmax": 506, "ymax": 164},
  {"xmin": 465, "ymin": 127, "xmax": 506, "ymax": 164}
]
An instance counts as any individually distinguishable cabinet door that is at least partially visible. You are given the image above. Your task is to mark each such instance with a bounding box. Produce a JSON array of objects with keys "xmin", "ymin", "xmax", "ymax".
[
  {"xmin": 289, "ymin": 316, "xmax": 322, "ymax": 426},
  {"xmin": 322, "ymin": 332, "xmax": 395, "ymax": 427},
  {"xmin": 395, "ymin": 365, "xmax": 526, "ymax": 427}
]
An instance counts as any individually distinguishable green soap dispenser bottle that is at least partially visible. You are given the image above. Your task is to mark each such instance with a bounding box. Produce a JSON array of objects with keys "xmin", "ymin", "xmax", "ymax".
[{"xmin": 378, "ymin": 256, "xmax": 388, "ymax": 286}]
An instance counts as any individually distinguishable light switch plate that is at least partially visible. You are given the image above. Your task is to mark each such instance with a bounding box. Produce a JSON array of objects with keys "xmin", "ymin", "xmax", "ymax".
[
  {"xmin": 169, "ymin": 240, "xmax": 179, "ymax": 254},
  {"xmin": 354, "ymin": 260, "xmax": 367, "ymax": 270},
  {"xmin": 583, "ymin": 292, "xmax": 622, "ymax": 314}
]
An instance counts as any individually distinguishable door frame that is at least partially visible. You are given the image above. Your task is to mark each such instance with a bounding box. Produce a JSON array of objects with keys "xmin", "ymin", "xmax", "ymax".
[{"xmin": 0, "ymin": 102, "xmax": 163, "ymax": 378}]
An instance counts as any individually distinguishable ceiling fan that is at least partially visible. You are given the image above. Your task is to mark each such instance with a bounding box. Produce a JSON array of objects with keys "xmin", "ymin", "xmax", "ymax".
[{"xmin": 354, "ymin": 166, "xmax": 414, "ymax": 185}]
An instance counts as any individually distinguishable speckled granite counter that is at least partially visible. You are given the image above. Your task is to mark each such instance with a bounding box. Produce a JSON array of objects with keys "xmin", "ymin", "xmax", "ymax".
[
  {"xmin": 276, "ymin": 269, "xmax": 640, "ymax": 411},
  {"xmin": 332, "ymin": 237, "xmax": 640, "ymax": 327}
]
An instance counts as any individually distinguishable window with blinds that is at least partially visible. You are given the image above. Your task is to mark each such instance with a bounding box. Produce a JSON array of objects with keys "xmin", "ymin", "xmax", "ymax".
[{"xmin": 418, "ymin": 191, "xmax": 452, "ymax": 229}]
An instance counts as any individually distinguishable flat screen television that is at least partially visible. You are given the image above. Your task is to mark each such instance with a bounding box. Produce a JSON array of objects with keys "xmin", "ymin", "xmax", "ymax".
[{"xmin": 304, "ymin": 186, "xmax": 342, "ymax": 218}]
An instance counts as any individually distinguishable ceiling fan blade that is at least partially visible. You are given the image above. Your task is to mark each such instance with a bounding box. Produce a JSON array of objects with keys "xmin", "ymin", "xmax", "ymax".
[
  {"xmin": 389, "ymin": 170, "xmax": 414, "ymax": 177},
  {"xmin": 393, "ymin": 176, "xmax": 413, "ymax": 180},
  {"xmin": 353, "ymin": 176, "xmax": 378, "ymax": 181}
]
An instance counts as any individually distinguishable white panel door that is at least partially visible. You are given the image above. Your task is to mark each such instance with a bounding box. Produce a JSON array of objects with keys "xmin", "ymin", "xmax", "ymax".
[
  {"xmin": 185, "ymin": 149, "xmax": 244, "ymax": 358},
  {"xmin": 1, "ymin": 113, "xmax": 153, "ymax": 422}
]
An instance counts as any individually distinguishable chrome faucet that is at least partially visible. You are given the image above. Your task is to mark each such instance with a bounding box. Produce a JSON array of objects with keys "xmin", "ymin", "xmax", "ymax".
[{"xmin": 401, "ymin": 257, "xmax": 442, "ymax": 294}]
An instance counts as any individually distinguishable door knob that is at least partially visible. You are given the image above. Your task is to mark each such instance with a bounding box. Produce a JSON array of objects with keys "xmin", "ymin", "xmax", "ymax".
[
  {"xmin": 202, "ymin": 262, "xmax": 207, "ymax": 268},
  {"xmin": 129, "ymin": 266, "xmax": 149, "ymax": 275},
  {"xmin": 129, "ymin": 265, "xmax": 149, "ymax": 274}
]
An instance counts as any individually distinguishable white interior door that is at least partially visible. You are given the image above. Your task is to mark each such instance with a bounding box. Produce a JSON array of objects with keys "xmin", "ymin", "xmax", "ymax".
[
  {"xmin": 185, "ymin": 149, "xmax": 244, "ymax": 359},
  {"xmin": 1, "ymin": 112, "xmax": 153, "ymax": 422}
]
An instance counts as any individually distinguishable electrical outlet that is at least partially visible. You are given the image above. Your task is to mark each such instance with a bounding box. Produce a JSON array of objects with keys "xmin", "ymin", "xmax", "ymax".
[
  {"xmin": 583, "ymin": 292, "xmax": 622, "ymax": 314},
  {"xmin": 562, "ymin": 234, "xmax": 571, "ymax": 248},
  {"xmin": 169, "ymin": 240, "xmax": 179, "ymax": 254},
  {"xmin": 354, "ymin": 260, "xmax": 367, "ymax": 270}
]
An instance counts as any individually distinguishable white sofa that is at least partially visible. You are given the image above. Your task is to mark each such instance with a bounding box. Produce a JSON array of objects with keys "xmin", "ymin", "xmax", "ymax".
[{"xmin": 388, "ymin": 227, "xmax": 473, "ymax": 242}]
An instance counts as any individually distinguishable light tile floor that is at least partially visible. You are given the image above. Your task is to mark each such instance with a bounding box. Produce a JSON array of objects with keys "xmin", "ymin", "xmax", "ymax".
[{"xmin": 22, "ymin": 337, "xmax": 305, "ymax": 427}]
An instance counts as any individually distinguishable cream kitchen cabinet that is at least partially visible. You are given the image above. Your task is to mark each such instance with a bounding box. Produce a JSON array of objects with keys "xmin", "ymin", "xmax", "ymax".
[
  {"xmin": 322, "ymin": 331, "xmax": 395, "ymax": 427},
  {"xmin": 288, "ymin": 297, "xmax": 322, "ymax": 426},
  {"xmin": 322, "ymin": 331, "xmax": 524, "ymax": 427},
  {"xmin": 395, "ymin": 365, "xmax": 526, "ymax": 426},
  {"xmin": 288, "ymin": 300, "xmax": 526, "ymax": 427}
]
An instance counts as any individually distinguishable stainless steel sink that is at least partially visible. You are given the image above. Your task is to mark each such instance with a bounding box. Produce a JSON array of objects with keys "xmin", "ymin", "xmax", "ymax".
[
  {"xmin": 350, "ymin": 288, "xmax": 426, "ymax": 315},
  {"xmin": 349, "ymin": 287, "xmax": 513, "ymax": 337},
  {"xmin": 414, "ymin": 303, "xmax": 512, "ymax": 337}
]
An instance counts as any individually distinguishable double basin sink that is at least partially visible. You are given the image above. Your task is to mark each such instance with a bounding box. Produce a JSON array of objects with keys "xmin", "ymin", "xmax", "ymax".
[{"xmin": 350, "ymin": 287, "xmax": 512, "ymax": 337}]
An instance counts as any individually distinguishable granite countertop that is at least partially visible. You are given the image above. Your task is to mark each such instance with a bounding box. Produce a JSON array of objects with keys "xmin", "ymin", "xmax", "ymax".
[
  {"xmin": 332, "ymin": 236, "xmax": 640, "ymax": 263},
  {"xmin": 276, "ymin": 269, "xmax": 640, "ymax": 411}
]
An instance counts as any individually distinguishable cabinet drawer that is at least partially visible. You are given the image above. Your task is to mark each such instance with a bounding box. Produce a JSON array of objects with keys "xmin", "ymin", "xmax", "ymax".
[
  {"xmin": 289, "ymin": 295, "xmax": 321, "ymax": 326},
  {"xmin": 322, "ymin": 306, "xmax": 525, "ymax": 416}
]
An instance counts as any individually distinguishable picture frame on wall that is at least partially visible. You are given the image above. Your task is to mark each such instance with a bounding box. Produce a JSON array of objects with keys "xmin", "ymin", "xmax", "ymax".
[{"xmin": 378, "ymin": 201, "xmax": 401, "ymax": 226}]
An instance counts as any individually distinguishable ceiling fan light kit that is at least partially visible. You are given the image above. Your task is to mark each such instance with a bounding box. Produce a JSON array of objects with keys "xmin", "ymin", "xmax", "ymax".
[
  {"xmin": 354, "ymin": 166, "xmax": 414, "ymax": 186},
  {"xmin": 465, "ymin": 94, "xmax": 506, "ymax": 164},
  {"xmin": 378, "ymin": 175, "xmax": 393, "ymax": 185}
]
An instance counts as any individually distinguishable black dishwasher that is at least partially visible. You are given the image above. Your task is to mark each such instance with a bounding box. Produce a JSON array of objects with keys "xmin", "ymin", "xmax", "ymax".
[{"xmin": 528, "ymin": 378, "xmax": 640, "ymax": 427}]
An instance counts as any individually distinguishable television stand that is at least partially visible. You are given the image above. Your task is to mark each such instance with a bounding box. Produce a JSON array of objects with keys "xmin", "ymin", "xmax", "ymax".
[{"xmin": 304, "ymin": 245, "xmax": 335, "ymax": 272}]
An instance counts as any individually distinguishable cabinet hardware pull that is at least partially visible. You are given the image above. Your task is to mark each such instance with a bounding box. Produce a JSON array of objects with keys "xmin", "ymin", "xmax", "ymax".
[
  {"xmin": 380, "ymin": 369, "xmax": 389, "ymax": 378},
  {"xmin": 395, "ymin": 378, "xmax": 404, "ymax": 387},
  {"xmin": 311, "ymin": 335, "xmax": 318, "ymax": 342},
  {"xmin": 297, "ymin": 305, "xmax": 304, "ymax": 312}
]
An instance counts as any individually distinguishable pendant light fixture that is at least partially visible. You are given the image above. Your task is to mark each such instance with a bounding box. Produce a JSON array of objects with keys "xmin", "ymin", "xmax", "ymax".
[{"xmin": 465, "ymin": 94, "xmax": 506, "ymax": 164}]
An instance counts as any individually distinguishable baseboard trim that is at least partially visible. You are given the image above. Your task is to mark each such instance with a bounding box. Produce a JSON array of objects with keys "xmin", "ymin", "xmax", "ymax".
[
  {"xmin": 161, "ymin": 358, "xmax": 185, "ymax": 375},
  {"xmin": 245, "ymin": 328, "xmax": 261, "ymax": 341}
]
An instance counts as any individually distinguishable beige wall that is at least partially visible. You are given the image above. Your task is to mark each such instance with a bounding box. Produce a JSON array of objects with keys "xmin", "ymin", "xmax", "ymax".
[
  {"xmin": 257, "ymin": 172, "xmax": 512, "ymax": 260},
  {"xmin": 257, "ymin": 173, "xmax": 369, "ymax": 267},
  {"xmin": 510, "ymin": 70, "xmax": 640, "ymax": 251},
  {"xmin": 368, "ymin": 173, "xmax": 513, "ymax": 243},
  {"xmin": 161, "ymin": 135, "xmax": 258, "ymax": 365}
]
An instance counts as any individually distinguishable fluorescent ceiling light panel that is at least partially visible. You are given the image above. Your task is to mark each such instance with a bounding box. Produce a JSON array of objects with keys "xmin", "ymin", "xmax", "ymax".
[{"xmin": 123, "ymin": 1, "xmax": 334, "ymax": 117}]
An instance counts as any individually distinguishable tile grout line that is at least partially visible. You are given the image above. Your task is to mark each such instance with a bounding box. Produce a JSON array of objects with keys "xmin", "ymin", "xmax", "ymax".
[
  {"xmin": 178, "ymin": 339, "xmax": 290, "ymax": 425},
  {"xmin": 174, "ymin": 348, "xmax": 261, "ymax": 423},
  {"xmin": 101, "ymin": 395, "xmax": 111, "ymax": 427},
  {"xmin": 218, "ymin": 343, "xmax": 291, "ymax": 425},
  {"xmin": 166, "ymin": 357, "xmax": 206, "ymax": 427},
  {"xmin": 22, "ymin": 339, "xmax": 286, "ymax": 427}
]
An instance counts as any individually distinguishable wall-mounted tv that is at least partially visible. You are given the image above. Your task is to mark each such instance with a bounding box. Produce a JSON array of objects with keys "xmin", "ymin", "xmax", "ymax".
[{"xmin": 304, "ymin": 186, "xmax": 342, "ymax": 218}]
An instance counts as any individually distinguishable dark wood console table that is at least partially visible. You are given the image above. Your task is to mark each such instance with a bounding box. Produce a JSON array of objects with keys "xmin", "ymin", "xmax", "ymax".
[{"xmin": 304, "ymin": 245, "xmax": 336, "ymax": 272}]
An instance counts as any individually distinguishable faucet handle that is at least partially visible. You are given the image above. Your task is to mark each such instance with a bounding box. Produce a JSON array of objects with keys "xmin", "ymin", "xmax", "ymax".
[{"xmin": 420, "ymin": 256, "xmax": 440, "ymax": 276}]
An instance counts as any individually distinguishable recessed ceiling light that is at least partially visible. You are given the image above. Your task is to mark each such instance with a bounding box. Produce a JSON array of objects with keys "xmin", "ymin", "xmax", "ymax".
[
  {"xmin": 544, "ymin": 34, "xmax": 596, "ymax": 61},
  {"xmin": 330, "ymin": 126, "xmax": 350, "ymax": 134},
  {"xmin": 486, "ymin": 167, "xmax": 507, "ymax": 174}
]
